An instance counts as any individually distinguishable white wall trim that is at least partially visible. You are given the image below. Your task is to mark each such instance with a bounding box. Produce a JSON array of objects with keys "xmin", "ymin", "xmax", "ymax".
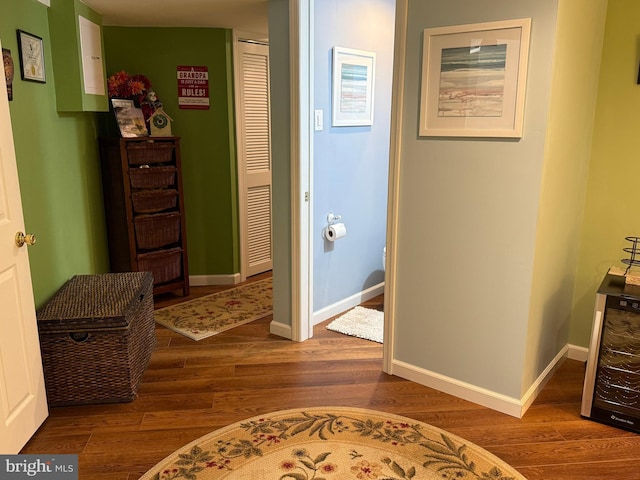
[
  {"xmin": 289, "ymin": 0, "xmax": 303, "ymax": 342},
  {"xmin": 36, "ymin": 0, "xmax": 50, "ymax": 6},
  {"xmin": 233, "ymin": 30, "xmax": 269, "ymax": 44},
  {"xmin": 520, "ymin": 345, "xmax": 570, "ymax": 415},
  {"xmin": 313, "ymin": 282, "xmax": 385, "ymax": 326},
  {"xmin": 390, "ymin": 359, "xmax": 524, "ymax": 418},
  {"xmin": 270, "ymin": 320, "xmax": 292, "ymax": 339},
  {"xmin": 391, "ymin": 343, "xmax": 581, "ymax": 418},
  {"xmin": 288, "ymin": 0, "xmax": 314, "ymax": 342},
  {"xmin": 189, "ymin": 273, "xmax": 242, "ymax": 286},
  {"xmin": 567, "ymin": 343, "xmax": 589, "ymax": 362},
  {"xmin": 383, "ymin": 0, "xmax": 408, "ymax": 373},
  {"xmin": 233, "ymin": 29, "xmax": 250, "ymax": 284}
]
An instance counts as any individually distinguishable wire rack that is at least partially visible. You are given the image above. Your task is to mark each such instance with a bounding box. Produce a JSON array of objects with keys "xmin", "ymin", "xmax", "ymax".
[{"xmin": 622, "ymin": 236, "xmax": 640, "ymax": 274}]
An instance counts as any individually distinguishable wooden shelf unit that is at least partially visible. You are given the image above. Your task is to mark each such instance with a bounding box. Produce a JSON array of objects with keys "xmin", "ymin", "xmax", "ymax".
[{"xmin": 99, "ymin": 136, "xmax": 189, "ymax": 296}]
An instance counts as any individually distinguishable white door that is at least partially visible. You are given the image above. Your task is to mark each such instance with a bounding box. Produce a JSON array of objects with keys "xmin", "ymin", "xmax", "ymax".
[
  {"xmin": 235, "ymin": 39, "xmax": 273, "ymax": 279},
  {"xmin": 0, "ymin": 38, "xmax": 48, "ymax": 453}
]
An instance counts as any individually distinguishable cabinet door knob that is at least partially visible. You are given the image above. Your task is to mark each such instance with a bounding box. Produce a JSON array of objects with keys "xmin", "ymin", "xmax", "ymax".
[{"xmin": 15, "ymin": 232, "xmax": 37, "ymax": 248}]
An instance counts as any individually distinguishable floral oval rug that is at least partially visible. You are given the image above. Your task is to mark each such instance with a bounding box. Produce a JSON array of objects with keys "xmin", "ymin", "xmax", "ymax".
[{"xmin": 140, "ymin": 406, "xmax": 526, "ymax": 480}]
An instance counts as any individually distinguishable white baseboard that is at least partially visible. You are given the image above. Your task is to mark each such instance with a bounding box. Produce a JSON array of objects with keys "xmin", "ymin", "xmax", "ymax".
[
  {"xmin": 270, "ymin": 283, "xmax": 384, "ymax": 341},
  {"xmin": 567, "ymin": 344, "xmax": 589, "ymax": 362},
  {"xmin": 390, "ymin": 359, "xmax": 523, "ymax": 417},
  {"xmin": 391, "ymin": 343, "xmax": 578, "ymax": 419},
  {"xmin": 519, "ymin": 345, "xmax": 570, "ymax": 415},
  {"xmin": 312, "ymin": 282, "xmax": 385, "ymax": 326},
  {"xmin": 189, "ymin": 273, "xmax": 242, "ymax": 286},
  {"xmin": 270, "ymin": 320, "xmax": 292, "ymax": 339}
]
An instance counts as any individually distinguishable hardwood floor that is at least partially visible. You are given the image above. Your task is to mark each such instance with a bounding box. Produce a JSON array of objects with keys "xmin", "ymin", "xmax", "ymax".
[{"xmin": 22, "ymin": 273, "xmax": 640, "ymax": 479}]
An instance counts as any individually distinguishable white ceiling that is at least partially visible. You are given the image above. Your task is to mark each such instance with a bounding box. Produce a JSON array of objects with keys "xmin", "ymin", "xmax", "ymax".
[{"xmin": 81, "ymin": 0, "xmax": 269, "ymax": 34}]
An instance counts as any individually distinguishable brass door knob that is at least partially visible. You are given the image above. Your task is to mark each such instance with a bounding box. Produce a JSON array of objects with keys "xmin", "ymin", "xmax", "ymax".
[{"xmin": 15, "ymin": 232, "xmax": 36, "ymax": 248}]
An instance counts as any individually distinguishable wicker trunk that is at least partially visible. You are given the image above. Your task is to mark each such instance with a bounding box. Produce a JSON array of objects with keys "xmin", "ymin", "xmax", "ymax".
[{"xmin": 36, "ymin": 272, "xmax": 155, "ymax": 406}]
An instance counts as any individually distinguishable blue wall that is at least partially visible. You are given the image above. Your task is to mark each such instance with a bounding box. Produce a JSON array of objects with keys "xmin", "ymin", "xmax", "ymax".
[{"xmin": 313, "ymin": 0, "xmax": 395, "ymax": 311}]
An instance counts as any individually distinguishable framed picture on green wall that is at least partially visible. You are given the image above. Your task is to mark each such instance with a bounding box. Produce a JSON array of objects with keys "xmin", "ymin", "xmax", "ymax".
[{"xmin": 17, "ymin": 30, "xmax": 46, "ymax": 84}]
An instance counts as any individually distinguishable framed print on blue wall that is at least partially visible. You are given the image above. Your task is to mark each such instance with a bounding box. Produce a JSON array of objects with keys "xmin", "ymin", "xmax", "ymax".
[
  {"xmin": 419, "ymin": 18, "xmax": 531, "ymax": 138},
  {"xmin": 332, "ymin": 46, "xmax": 376, "ymax": 126}
]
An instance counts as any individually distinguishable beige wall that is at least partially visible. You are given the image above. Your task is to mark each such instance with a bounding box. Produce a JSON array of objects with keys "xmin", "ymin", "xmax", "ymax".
[
  {"xmin": 524, "ymin": 0, "xmax": 607, "ymax": 394},
  {"xmin": 571, "ymin": 0, "xmax": 640, "ymax": 346}
]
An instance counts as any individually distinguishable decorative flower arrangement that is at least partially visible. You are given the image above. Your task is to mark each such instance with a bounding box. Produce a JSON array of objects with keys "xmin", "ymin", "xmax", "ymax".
[
  {"xmin": 107, "ymin": 70, "xmax": 151, "ymax": 104},
  {"xmin": 107, "ymin": 70, "xmax": 162, "ymax": 122}
]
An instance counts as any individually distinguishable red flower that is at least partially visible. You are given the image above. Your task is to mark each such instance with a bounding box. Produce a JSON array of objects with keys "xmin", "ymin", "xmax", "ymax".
[
  {"xmin": 131, "ymin": 74, "xmax": 152, "ymax": 90},
  {"xmin": 321, "ymin": 463, "xmax": 337, "ymax": 473},
  {"xmin": 279, "ymin": 461, "xmax": 296, "ymax": 471},
  {"xmin": 107, "ymin": 70, "xmax": 153, "ymax": 104}
]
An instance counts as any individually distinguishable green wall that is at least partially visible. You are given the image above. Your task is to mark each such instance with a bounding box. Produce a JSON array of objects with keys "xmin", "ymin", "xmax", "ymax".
[
  {"xmin": 1, "ymin": 0, "xmax": 109, "ymax": 307},
  {"xmin": 571, "ymin": 0, "xmax": 640, "ymax": 346},
  {"xmin": 48, "ymin": 0, "xmax": 108, "ymax": 112},
  {"xmin": 102, "ymin": 27, "xmax": 239, "ymax": 276},
  {"xmin": 1, "ymin": 5, "xmax": 242, "ymax": 308}
]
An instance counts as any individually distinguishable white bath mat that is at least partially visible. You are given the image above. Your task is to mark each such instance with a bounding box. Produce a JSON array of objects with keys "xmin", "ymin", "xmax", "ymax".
[{"xmin": 326, "ymin": 306, "xmax": 383, "ymax": 343}]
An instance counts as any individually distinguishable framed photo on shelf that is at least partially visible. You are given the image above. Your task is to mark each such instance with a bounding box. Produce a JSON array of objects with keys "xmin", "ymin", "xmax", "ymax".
[
  {"xmin": 111, "ymin": 98, "xmax": 134, "ymax": 110},
  {"xmin": 332, "ymin": 46, "xmax": 376, "ymax": 127},
  {"xmin": 16, "ymin": 29, "xmax": 46, "ymax": 83},
  {"xmin": 113, "ymin": 102, "xmax": 149, "ymax": 138},
  {"xmin": 419, "ymin": 18, "xmax": 531, "ymax": 138}
]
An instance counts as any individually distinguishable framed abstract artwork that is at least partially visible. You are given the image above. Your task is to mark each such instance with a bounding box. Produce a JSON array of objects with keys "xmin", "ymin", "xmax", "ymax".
[
  {"xmin": 332, "ymin": 47, "xmax": 376, "ymax": 126},
  {"xmin": 419, "ymin": 18, "xmax": 531, "ymax": 138}
]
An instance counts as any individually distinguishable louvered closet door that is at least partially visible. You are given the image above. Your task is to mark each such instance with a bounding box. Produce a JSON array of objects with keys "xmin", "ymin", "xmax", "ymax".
[{"xmin": 237, "ymin": 41, "xmax": 273, "ymax": 277}]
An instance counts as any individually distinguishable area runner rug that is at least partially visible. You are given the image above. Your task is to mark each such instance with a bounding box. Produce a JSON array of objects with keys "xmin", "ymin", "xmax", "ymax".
[
  {"xmin": 139, "ymin": 406, "xmax": 526, "ymax": 480},
  {"xmin": 326, "ymin": 306, "xmax": 384, "ymax": 343},
  {"xmin": 154, "ymin": 278, "xmax": 272, "ymax": 341}
]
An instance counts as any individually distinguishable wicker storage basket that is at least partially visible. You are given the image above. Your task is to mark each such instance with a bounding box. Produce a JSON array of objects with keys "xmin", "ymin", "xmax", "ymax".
[
  {"xmin": 129, "ymin": 166, "xmax": 176, "ymax": 189},
  {"xmin": 138, "ymin": 248, "xmax": 183, "ymax": 284},
  {"xmin": 36, "ymin": 272, "xmax": 155, "ymax": 406},
  {"xmin": 132, "ymin": 189, "xmax": 178, "ymax": 214},
  {"xmin": 127, "ymin": 142, "xmax": 174, "ymax": 165},
  {"xmin": 134, "ymin": 212, "xmax": 181, "ymax": 249}
]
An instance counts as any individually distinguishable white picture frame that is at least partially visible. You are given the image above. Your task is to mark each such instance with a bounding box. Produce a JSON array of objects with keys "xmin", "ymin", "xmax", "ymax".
[
  {"xmin": 78, "ymin": 15, "xmax": 105, "ymax": 96},
  {"xmin": 332, "ymin": 46, "xmax": 376, "ymax": 127},
  {"xmin": 419, "ymin": 18, "xmax": 531, "ymax": 138}
]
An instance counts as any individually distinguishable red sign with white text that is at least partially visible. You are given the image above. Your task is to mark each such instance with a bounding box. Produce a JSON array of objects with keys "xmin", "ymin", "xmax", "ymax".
[{"xmin": 177, "ymin": 66, "xmax": 210, "ymax": 110}]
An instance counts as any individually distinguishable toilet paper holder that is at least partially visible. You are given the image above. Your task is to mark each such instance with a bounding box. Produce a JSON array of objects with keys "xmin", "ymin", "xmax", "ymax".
[
  {"xmin": 327, "ymin": 212, "xmax": 342, "ymax": 225},
  {"xmin": 324, "ymin": 213, "xmax": 347, "ymax": 242}
]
